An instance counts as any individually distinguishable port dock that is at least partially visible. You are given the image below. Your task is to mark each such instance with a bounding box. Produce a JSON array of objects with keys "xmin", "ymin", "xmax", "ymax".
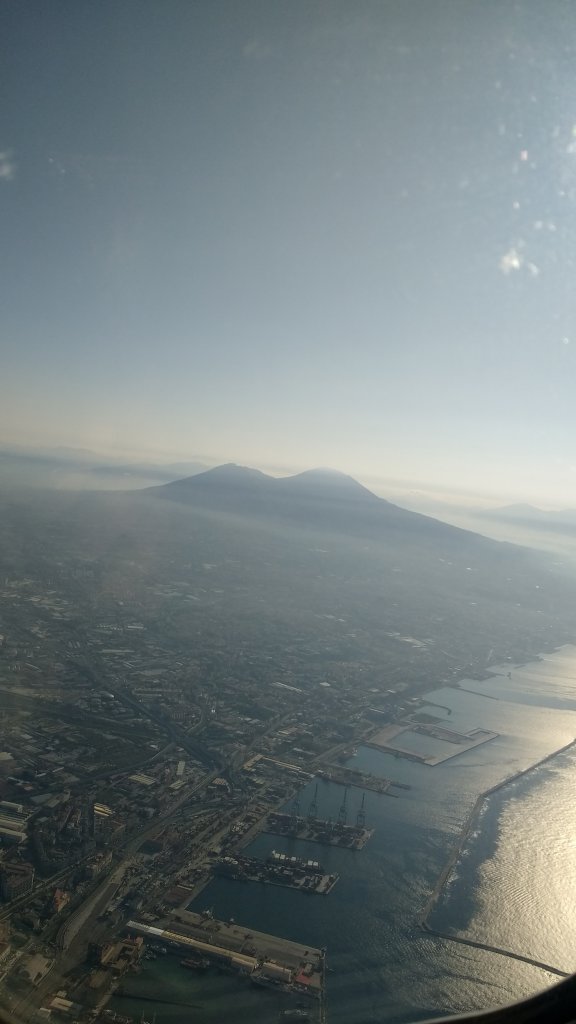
[
  {"xmin": 366, "ymin": 723, "xmax": 498, "ymax": 764},
  {"xmin": 214, "ymin": 852, "xmax": 339, "ymax": 894},
  {"xmin": 126, "ymin": 910, "xmax": 324, "ymax": 999},
  {"xmin": 316, "ymin": 765, "xmax": 410, "ymax": 795},
  {"xmin": 265, "ymin": 812, "xmax": 373, "ymax": 849}
]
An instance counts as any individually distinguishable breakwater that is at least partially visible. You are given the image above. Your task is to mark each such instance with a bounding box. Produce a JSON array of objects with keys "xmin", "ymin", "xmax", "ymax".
[
  {"xmin": 116, "ymin": 992, "xmax": 203, "ymax": 1009},
  {"xmin": 454, "ymin": 686, "xmax": 500, "ymax": 700},
  {"xmin": 418, "ymin": 737, "xmax": 576, "ymax": 975},
  {"xmin": 420, "ymin": 927, "xmax": 570, "ymax": 978}
]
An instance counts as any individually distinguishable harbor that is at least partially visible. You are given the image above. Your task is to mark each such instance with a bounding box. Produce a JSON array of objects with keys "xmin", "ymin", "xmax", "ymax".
[{"xmin": 103, "ymin": 648, "xmax": 576, "ymax": 1024}]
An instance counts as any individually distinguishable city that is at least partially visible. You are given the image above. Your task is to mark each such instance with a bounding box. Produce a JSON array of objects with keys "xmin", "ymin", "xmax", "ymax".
[{"xmin": 0, "ymin": 475, "xmax": 572, "ymax": 1022}]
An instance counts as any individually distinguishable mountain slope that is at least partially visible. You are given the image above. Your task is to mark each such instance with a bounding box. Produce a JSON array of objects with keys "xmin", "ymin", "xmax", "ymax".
[
  {"xmin": 146, "ymin": 463, "xmax": 495, "ymax": 550},
  {"xmin": 139, "ymin": 464, "xmax": 576, "ymax": 670}
]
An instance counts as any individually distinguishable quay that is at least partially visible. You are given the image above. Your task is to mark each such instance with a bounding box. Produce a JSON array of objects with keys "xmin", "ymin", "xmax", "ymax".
[
  {"xmin": 264, "ymin": 811, "xmax": 374, "ymax": 849},
  {"xmin": 316, "ymin": 764, "xmax": 410, "ymax": 795},
  {"xmin": 126, "ymin": 910, "xmax": 324, "ymax": 999},
  {"xmin": 214, "ymin": 852, "xmax": 339, "ymax": 894}
]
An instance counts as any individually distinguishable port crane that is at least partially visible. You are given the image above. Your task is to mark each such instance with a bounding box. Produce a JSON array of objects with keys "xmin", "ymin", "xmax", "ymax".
[
  {"xmin": 290, "ymin": 793, "xmax": 301, "ymax": 830},
  {"xmin": 337, "ymin": 786, "xmax": 349, "ymax": 825},
  {"xmin": 307, "ymin": 783, "xmax": 319, "ymax": 821}
]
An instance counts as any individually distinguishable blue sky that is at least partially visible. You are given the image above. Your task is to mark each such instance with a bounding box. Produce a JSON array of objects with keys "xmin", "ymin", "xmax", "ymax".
[{"xmin": 2, "ymin": 0, "xmax": 576, "ymax": 503}]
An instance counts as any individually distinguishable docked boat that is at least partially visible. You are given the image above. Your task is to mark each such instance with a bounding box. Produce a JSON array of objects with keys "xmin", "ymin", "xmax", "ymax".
[{"xmin": 180, "ymin": 956, "xmax": 209, "ymax": 970}]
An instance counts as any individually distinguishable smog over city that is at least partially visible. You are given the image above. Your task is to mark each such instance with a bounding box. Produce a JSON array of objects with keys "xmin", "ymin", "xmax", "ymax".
[{"xmin": 1, "ymin": 3, "xmax": 576, "ymax": 1024}]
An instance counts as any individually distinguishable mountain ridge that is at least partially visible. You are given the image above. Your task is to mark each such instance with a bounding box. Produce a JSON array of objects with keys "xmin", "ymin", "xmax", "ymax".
[
  {"xmin": 478, "ymin": 503, "xmax": 576, "ymax": 530},
  {"xmin": 144, "ymin": 462, "xmax": 503, "ymax": 549},
  {"xmin": 147, "ymin": 462, "xmax": 414, "ymax": 510}
]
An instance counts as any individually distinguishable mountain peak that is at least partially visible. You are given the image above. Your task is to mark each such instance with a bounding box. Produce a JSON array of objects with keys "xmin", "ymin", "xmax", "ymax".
[
  {"xmin": 290, "ymin": 467, "xmax": 356, "ymax": 482},
  {"xmin": 277, "ymin": 467, "xmax": 379, "ymax": 502},
  {"xmin": 201, "ymin": 463, "xmax": 270, "ymax": 481},
  {"xmin": 165, "ymin": 463, "xmax": 272, "ymax": 490}
]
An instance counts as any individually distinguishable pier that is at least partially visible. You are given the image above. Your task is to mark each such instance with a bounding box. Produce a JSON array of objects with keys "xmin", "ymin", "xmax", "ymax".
[
  {"xmin": 366, "ymin": 722, "xmax": 498, "ymax": 764},
  {"xmin": 126, "ymin": 910, "xmax": 324, "ymax": 1000},
  {"xmin": 213, "ymin": 852, "xmax": 339, "ymax": 894},
  {"xmin": 316, "ymin": 764, "xmax": 410, "ymax": 795},
  {"xmin": 264, "ymin": 811, "xmax": 373, "ymax": 849}
]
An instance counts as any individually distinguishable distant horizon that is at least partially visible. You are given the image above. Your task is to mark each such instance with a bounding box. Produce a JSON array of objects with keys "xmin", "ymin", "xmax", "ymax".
[{"xmin": 0, "ymin": 436, "xmax": 573, "ymax": 511}]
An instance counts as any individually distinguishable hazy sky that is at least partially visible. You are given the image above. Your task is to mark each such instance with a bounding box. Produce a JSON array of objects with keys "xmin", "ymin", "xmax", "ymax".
[{"xmin": 2, "ymin": 1, "xmax": 576, "ymax": 503}]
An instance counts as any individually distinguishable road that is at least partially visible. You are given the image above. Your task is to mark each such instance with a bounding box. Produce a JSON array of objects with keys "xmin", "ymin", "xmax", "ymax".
[{"xmin": 56, "ymin": 861, "xmax": 129, "ymax": 951}]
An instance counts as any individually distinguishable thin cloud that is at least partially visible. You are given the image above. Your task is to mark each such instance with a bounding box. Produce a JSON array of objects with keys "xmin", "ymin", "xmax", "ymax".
[{"xmin": 0, "ymin": 149, "xmax": 16, "ymax": 181}]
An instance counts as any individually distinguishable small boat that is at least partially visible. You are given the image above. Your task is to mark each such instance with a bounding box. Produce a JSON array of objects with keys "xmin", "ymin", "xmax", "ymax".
[{"xmin": 180, "ymin": 956, "xmax": 209, "ymax": 971}]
